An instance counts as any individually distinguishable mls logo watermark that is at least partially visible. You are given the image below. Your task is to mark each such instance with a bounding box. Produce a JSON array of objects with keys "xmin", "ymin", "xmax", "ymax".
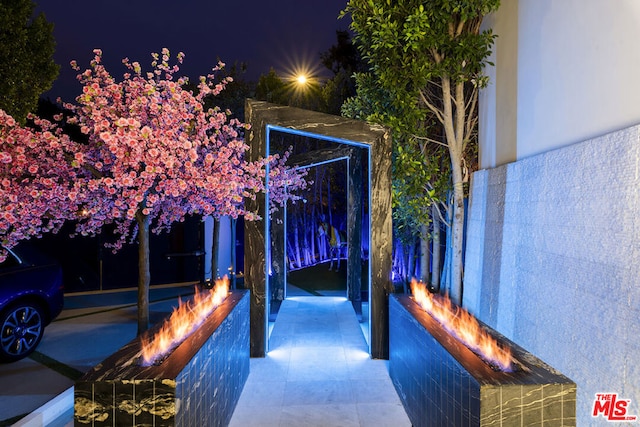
[{"xmin": 593, "ymin": 393, "xmax": 637, "ymax": 422}]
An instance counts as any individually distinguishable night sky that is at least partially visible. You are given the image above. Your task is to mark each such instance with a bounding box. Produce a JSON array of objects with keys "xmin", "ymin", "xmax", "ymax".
[{"xmin": 35, "ymin": 0, "xmax": 351, "ymax": 103}]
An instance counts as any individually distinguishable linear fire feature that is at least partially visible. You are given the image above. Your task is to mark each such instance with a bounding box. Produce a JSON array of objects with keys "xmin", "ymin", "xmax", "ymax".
[
  {"xmin": 74, "ymin": 290, "xmax": 249, "ymax": 427},
  {"xmin": 389, "ymin": 294, "xmax": 576, "ymax": 426}
]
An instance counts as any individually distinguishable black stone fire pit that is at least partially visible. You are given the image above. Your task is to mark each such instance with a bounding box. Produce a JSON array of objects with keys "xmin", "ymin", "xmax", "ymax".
[
  {"xmin": 74, "ymin": 289, "xmax": 249, "ymax": 427},
  {"xmin": 389, "ymin": 294, "xmax": 576, "ymax": 426}
]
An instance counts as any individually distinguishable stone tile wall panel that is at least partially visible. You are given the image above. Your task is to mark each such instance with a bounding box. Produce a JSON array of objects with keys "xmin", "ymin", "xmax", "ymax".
[{"xmin": 464, "ymin": 124, "xmax": 640, "ymax": 422}]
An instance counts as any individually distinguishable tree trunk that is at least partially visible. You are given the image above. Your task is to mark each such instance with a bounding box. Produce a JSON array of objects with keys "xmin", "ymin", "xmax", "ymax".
[
  {"xmin": 440, "ymin": 76, "xmax": 467, "ymax": 305},
  {"xmin": 136, "ymin": 212, "xmax": 150, "ymax": 336},
  {"xmin": 211, "ymin": 217, "xmax": 220, "ymax": 279},
  {"xmin": 441, "ymin": 196, "xmax": 454, "ymax": 296},
  {"xmin": 406, "ymin": 239, "xmax": 416, "ymax": 290},
  {"xmin": 309, "ymin": 206, "xmax": 316, "ymax": 263},
  {"xmin": 392, "ymin": 241, "xmax": 402, "ymax": 282},
  {"xmin": 302, "ymin": 204, "xmax": 311, "ymax": 266},
  {"xmin": 293, "ymin": 213, "xmax": 302, "ymax": 268},
  {"xmin": 270, "ymin": 208, "xmax": 285, "ymax": 301},
  {"xmin": 230, "ymin": 218, "xmax": 237, "ymax": 288},
  {"xmin": 327, "ymin": 169, "xmax": 333, "ymax": 226},
  {"xmin": 450, "ymin": 163, "xmax": 465, "ymax": 304},
  {"xmin": 419, "ymin": 223, "xmax": 430, "ymax": 284},
  {"xmin": 286, "ymin": 239, "xmax": 296, "ymax": 269},
  {"xmin": 431, "ymin": 204, "xmax": 441, "ymax": 292}
]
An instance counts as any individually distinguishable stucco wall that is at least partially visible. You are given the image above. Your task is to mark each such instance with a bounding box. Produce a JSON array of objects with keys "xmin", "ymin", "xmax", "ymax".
[
  {"xmin": 478, "ymin": 0, "xmax": 518, "ymax": 169},
  {"xmin": 480, "ymin": 0, "xmax": 640, "ymax": 168},
  {"xmin": 464, "ymin": 124, "xmax": 640, "ymax": 423}
]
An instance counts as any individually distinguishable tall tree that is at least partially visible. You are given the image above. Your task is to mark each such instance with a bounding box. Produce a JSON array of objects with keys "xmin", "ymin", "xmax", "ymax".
[
  {"xmin": 0, "ymin": 0, "xmax": 59, "ymax": 123},
  {"xmin": 344, "ymin": 0, "xmax": 499, "ymax": 303},
  {"xmin": 319, "ymin": 30, "xmax": 364, "ymax": 115},
  {"xmin": 0, "ymin": 110, "xmax": 80, "ymax": 255},
  {"xmin": 342, "ymin": 71, "xmax": 447, "ymax": 288},
  {"xmin": 1, "ymin": 49, "xmax": 306, "ymax": 335},
  {"xmin": 255, "ymin": 69, "xmax": 288, "ymax": 105}
]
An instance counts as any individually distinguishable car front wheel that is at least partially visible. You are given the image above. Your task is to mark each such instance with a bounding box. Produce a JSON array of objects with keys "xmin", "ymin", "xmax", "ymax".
[{"xmin": 0, "ymin": 303, "xmax": 44, "ymax": 362}]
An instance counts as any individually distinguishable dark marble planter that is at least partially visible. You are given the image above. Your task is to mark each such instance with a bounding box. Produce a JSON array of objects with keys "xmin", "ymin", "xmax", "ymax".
[
  {"xmin": 74, "ymin": 290, "xmax": 249, "ymax": 427},
  {"xmin": 389, "ymin": 294, "xmax": 576, "ymax": 427}
]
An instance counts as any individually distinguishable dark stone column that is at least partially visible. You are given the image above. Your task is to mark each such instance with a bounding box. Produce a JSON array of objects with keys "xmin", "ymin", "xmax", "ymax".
[
  {"xmin": 369, "ymin": 127, "xmax": 393, "ymax": 359},
  {"xmin": 244, "ymin": 104, "xmax": 267, "ymax": 357},
  {"xmin": 347, "ymin": 148, "xmax": 363, "ymax": 319}
]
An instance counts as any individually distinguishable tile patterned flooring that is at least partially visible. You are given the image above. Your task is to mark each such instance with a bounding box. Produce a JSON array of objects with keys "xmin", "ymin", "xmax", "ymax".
[{"xmin": 229, "ymin": 296, "xmax": 411, "ymax": 427}]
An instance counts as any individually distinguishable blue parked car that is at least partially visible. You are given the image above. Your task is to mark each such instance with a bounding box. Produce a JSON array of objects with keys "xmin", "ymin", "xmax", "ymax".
[{"xmin": 0, "ymin": 244, "xmax": 64, "ymax": 362}]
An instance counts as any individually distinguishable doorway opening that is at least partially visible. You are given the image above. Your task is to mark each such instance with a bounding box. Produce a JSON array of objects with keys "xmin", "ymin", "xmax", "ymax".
[
  {"xmin": 244, "ymin": 100, "xmax": 392, "ymax": 359},
  {"xmin": 266, "ymin": 127, "xmax": 371, "ymax": 346}
]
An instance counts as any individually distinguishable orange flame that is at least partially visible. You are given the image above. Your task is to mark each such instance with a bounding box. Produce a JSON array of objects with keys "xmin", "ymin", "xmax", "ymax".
[
  {"xmin": 410, "ymin": 279, "xmax": 513, "ymax": 372},
  {"xmin": 140, "ymin": 277, "xmax": 230, "ymax": 366}
]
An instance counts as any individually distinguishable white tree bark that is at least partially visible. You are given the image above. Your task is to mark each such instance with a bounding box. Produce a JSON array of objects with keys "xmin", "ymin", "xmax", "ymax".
[
  {"xmin": 419, "ymin": 223, "xmax": 430, "ymax": 284},
  {"xmin": 438, "ymin": 76, "xmax": 468, "ymax": 304}
]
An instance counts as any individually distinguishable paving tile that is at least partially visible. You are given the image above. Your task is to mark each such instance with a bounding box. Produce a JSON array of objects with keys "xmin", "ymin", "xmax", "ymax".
[
  {"xmin": 351, "ymin": 379, "xmax": 401, "ymax": 404},
  {"xmin": 284, "ymin": 380, "xmax": 355, "ymax": 405},
  {"xmin": 281, "ymin": 404, "xmax": 360, "ymax": 427},
  {"xmin": 229, "ymin": 404, "xmax": 282, "ymax": 427},
  {"xmin": 236, "ymin": 380, "xmax": 286, "ymax": 408},
  {"xmin": 230, "ymin": 296, "xmax": 411, "ymax": 426},
  {"xmin": 356, "ymin": 402, "xmax": 412, "ymax": 427}
]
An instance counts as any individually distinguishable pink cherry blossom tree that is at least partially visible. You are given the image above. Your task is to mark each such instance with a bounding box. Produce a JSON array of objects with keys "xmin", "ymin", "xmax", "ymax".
[
  {"xmin": 0, "ymin": 111, "xmax": 85, "ymax": 258},
  {"xmin": 1, "ymin": 49, "xmax": 306, "ymax": 334}
]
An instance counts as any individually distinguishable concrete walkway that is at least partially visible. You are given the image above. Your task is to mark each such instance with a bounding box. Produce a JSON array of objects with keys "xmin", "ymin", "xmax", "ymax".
[{"xmin": 229, "ymin": 296, "xmax": 411, "ymax": 427}]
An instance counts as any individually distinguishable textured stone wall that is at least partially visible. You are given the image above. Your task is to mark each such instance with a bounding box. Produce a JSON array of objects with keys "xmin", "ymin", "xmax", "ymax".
[{"xmin": 464, "ymin": 124, "xmax": 640, "ymax": 423}]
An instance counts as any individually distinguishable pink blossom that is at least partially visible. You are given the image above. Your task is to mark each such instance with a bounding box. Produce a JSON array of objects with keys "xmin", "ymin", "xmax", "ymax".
[{"xmin": 0, "ymin": 49, "xmax": 307, "ymax": 269}]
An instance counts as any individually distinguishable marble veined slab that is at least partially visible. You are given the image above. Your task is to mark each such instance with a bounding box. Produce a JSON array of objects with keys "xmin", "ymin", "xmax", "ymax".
[
  {"xmin": 74, "ymin": 290, "xmax": 249, "ymax": 427},
  {"xmin": 389, "ymin": 294, "xmax": 576, "ymax": 427}
]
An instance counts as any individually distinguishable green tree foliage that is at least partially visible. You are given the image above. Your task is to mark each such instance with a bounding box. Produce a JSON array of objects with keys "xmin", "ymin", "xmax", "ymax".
[
  {"xmin": 0, "ymin": 0, "xmax": 59, "ymax": 123},
  {"xmin": 320, "ymin": 30, "xmax": 362, "ymax": 76},
  {"xmin": 205, "ymin": 62, "xmax": 254, "ymax": 121},
  {"xmin": 343, "ymin": 0, "xmax": 499, "ymax": 302},
  {"xmin": 320, "ymin": 69, "xmax": 354, "ymax": 115},
  {"xmin": 255, "ymin": 68, "xmax": 289, "ymax": 105},
  {"xmin": 319, "ymin": 30, "xmax": 363, "ymax": 115},
  {"xmin": 342, "ymin": 72, "xmax": 438, "ymax": 234},
  {"xmin": 342, "ymin": 71, "xmax": 446, "ymax": 286}
]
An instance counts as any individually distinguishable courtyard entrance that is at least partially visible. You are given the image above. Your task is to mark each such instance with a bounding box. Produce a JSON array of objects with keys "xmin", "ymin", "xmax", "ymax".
[{"xmin": 244, "ymin": 99, "xmax": 393, "ymax": 359}]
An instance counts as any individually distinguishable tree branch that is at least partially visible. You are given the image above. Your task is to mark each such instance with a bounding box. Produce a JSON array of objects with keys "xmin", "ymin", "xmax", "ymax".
[
  {"xmin": 430, "ymin": 48, "xmax": 443, "ymax": 64},
  {"xmin": 441, "ymin": 75, "xmax": 458, "ymax": 157},
  {"xmin": 455, "ymin": 19, "xmax": 466, "ymax": 37},
  {"xmin": 463, "ymin": 86, "xmax": 479, "ymax": 153},
  {"xmin": 454, "ymin": 80, "xmax": 466, "ymax": 153},
  {"xmin": 419, "ymin": 89, "xmax": 445, "ymax": 124},
  {"xmin": 429, "ymin": 196, "xmax": 450, "ymax": 228},
  {"xmin": 411, "ymin": 134, "xmax": 449, "ymax": 148}
]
